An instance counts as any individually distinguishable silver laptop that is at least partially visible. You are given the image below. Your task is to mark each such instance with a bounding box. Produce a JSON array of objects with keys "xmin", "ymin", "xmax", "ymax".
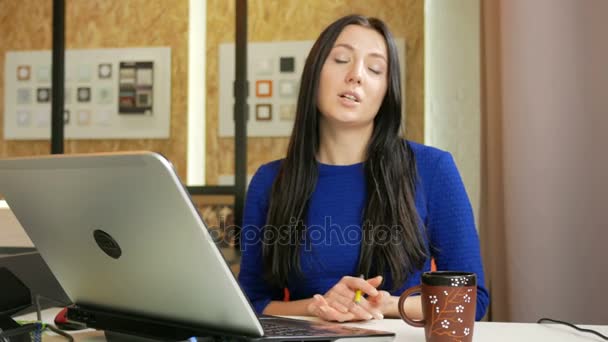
[{"xmin": 0, "ymin": 152, "xmax": 394, "ymax": 341}]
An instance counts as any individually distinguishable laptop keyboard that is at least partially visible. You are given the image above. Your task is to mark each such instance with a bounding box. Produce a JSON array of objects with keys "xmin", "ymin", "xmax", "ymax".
[
  {"xmin": 262, "ymin": 320, "xmax": 327, "ymax": 336},
  {"xmin": 260, "ymin": 318, "xmax": 365, "ymax": 337}
]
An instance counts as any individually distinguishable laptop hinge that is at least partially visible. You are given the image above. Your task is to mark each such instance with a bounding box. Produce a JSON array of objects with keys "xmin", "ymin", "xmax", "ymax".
[{"xmin": 66, "ymin": 305, "xmax": 248, "ymax": 341}]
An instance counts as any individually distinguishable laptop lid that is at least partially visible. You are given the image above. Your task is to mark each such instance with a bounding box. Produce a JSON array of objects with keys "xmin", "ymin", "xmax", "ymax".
[{"xmin": 0, "ymin": 152, "xmax": 264, "ymax": 336}]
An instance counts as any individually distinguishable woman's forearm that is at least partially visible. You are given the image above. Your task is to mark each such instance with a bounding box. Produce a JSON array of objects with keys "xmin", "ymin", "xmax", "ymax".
[
  {"xmin": 262, "ymin": 295, "xmax": 422, "ymax": 320},
  {"xmin": 384, "ymin": 295, "xmax": 422, "ymax": 319}
]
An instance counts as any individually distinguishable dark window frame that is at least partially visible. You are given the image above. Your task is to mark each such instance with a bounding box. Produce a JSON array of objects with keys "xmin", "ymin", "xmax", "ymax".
[{"xmin": 50, "ymin": 0, "xmax": 248, "ymax": 234}]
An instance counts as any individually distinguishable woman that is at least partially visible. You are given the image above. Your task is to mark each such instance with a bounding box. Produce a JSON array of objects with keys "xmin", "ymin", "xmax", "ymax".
[{"xmin": 239, "ymin": 14, "xmax": 489, "ymax": 322}]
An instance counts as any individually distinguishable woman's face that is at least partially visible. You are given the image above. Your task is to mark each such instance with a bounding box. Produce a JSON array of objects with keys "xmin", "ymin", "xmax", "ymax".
[{"xmin": 317, "ymin": 24, "xmax": 389, "ymax": 130}]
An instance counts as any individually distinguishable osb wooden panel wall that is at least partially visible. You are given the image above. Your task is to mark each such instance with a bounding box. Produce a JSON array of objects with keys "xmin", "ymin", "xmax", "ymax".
[
  {"xmin": 0, "ymin": 0, "xmax": 189, "ymax": 180},
  {"xmin": 206, "ymin": 0, "xmax": 424, "ymax": 184}
]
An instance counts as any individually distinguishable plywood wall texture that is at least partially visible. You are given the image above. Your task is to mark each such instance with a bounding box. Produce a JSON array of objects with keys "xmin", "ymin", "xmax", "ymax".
[
  {"xmin": 0, "ymin": 1, "xmax": 53, "ymax": 158},
  {"xmin": 1, "ymin": 0, "xmax": 423, "ymax": 186},
  {"xmin": 206, "ymin": 0, "xmax": 424, "ymax": 184},
  {"xmin": 0, "ymin": 0, "xmax": 189, "ymax": 180}
]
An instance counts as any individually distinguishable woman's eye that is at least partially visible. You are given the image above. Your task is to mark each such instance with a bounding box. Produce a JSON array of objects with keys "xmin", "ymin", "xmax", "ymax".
[
  {"xmin": 334, "ymin": 57, "xmax": 349, "ymax": 64},
  {"xmin": 369, "ymin": 67, "xmax": 382, "ymax": 75}
]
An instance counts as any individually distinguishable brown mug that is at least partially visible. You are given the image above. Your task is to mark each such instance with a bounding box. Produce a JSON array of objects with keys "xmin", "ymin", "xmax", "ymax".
[{"xmin": 399, "ymin": 272, "xmax": 477, "ymax": 342}]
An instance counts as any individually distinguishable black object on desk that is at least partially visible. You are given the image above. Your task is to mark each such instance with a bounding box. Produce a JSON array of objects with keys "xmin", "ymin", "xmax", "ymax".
[
  {"xmin": 0, "ymin": 251, "xmax": 71, "ymax": 315},
  {"xmin": 0, "ymin": 267, "xmax": 32, "ymax": 342}
]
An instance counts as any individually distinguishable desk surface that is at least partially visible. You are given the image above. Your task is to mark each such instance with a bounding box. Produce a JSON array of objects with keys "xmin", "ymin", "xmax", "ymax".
[{"xmin": 14, "ymin": 308, "xmax": 608, "ymax": 342}]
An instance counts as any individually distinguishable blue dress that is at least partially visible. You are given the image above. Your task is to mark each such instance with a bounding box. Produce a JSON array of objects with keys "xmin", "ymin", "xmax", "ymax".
[{"xmin": 238, "ymin": 141, "xmax": 489, "ymax": 320}]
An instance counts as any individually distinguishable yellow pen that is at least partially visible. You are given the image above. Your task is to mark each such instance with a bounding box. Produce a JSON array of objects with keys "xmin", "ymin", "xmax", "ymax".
[{"xmin": 354, "ymin": 274, "xmax": 364, "ymax": 304}]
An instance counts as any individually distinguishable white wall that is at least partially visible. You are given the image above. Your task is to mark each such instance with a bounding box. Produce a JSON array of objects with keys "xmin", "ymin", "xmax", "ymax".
[
  {"xmin": 425, "ymin": 0, "xmax": 481, "ymax": 227},
  {"xmin": 187, "ymin": 0, "xmax": 206, "ymax": 186}
]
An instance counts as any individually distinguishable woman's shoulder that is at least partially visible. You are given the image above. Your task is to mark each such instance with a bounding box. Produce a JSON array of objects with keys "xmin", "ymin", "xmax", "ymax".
[
  {"xmin": 255, "ymin": 159, "xmax": 283, "ymax": 174},
  {"xmin": 405, "ymin": 140, "xmax": 452, "ymax": 170},
  {"xmin": 249, "ymin": 159, "xmax": 283, "ymax": 188},
  {"xmin": 404, "ymin": 140, "xmax": 464, "ymax": 194},
  {"xmin": 404, "ymin": 141, "xmax": 466, "ymax": 207},
  {"xmin": 245, "ymin": 159, "xmax": 283, "ymax": 206}
]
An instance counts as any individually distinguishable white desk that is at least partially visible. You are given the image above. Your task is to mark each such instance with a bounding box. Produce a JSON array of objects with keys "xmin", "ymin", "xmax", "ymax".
[
  {"xmin": 338, "ymin": 317, "xmax": 608, "ymax": 342},
  {"xmin": 14, "ymin": 308, "xmax": 608, "ymax": 341}
]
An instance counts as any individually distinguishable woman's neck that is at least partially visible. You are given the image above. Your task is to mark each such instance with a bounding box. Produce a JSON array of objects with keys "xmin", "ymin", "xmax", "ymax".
[{"xmin": 317, "ymin": 122, "xmax": 373, "ymax": 165}]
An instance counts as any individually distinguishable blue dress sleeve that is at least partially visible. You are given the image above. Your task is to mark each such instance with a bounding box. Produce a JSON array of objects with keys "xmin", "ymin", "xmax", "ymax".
[
  {"xmin": 426, "ymin": 152, "xmax": 490, "ymax": 321},
  {"xmin": 238, "ymin": 163, "xmax": 283, "ymax": 314}
]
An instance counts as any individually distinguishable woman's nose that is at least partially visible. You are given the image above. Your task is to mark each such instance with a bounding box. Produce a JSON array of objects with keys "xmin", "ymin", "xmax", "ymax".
[{"xmin": 345, "ymin": 63, "xmax": 363, "ymax": 85}]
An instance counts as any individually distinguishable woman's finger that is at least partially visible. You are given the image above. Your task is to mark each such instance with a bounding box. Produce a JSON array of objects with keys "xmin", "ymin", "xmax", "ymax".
[
  {"xmin": 325, "ymin": 305, "xmax": 356, "ymax": 322},
  {"xmin": 351, "ymin": 298, "xmax": 384, "ymax": 320},
  {"xmin": 326, "ymin": 290, "xmax": 380, "ymax": 321},
  {"xmin": 340, "ymin": 276, "xmax": 380, "ymax": 297},
  {"xmin": 317, "ymin": 293, "xmax": 371, "ymax": 321},
  {"xmin": 316, "ymin": 303, "xmax": 356, "ymax": 322},
  {"xmin": 349, "ymin": 300, "xmax": 375, "ymax": 320},
  {"xmin": 325, "ymin": 289, "xmax": 357, "ymax": 313}
]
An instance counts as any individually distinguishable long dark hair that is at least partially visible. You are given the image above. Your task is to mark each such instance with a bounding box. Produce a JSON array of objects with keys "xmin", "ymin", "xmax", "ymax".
[{"xmin": 262, "ymin": 15, "xmax": 428, "ymax": 290}]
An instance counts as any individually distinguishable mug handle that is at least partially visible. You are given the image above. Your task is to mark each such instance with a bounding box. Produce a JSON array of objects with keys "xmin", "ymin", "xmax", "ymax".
[{"xmin": 398, "ymin": 285, "xmax": 425, "ymax": 327}]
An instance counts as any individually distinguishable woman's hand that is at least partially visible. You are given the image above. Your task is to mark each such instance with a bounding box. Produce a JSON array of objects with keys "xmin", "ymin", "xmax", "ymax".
[
  {"xmin": 366, "ymin": 289, "xmax": 394, "ymax": 316},
  {"xmin": 306, "ymin": 276, "xmax": 386, "ymax": 322}
]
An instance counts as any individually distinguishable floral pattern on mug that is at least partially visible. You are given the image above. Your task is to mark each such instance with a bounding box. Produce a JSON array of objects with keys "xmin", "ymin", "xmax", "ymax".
[{"xmin": 426, "ymin": 287, "xmax": 476, "ymax": 340}]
